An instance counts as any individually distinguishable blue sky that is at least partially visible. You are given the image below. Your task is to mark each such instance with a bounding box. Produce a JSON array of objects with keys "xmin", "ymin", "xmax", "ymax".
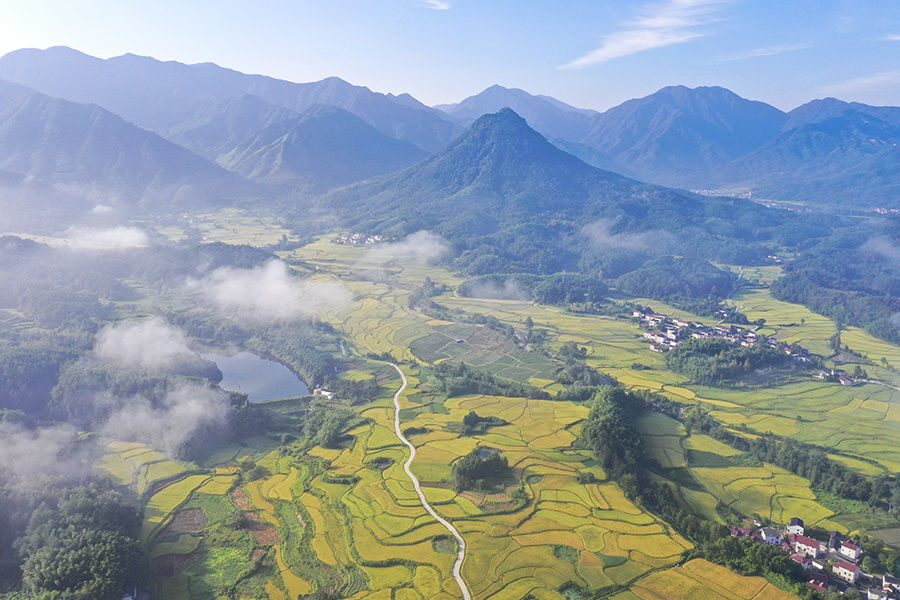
[{"xmin": 0, "ymin": 0, "xmax": 897, "ymax": 111}]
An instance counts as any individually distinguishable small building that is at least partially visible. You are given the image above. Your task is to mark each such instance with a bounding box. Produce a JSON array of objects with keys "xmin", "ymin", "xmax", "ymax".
[
  {"xmin": 840, "ymin": 540, "xmax": 862, "ymax": 561},
  {"xmin": 791, "ymin": 554, "xmax": 811, "ymax": 569},
  {"xmin": 793, "ymin": 535, "xmax": 820, "ymax": 558},
  {"xmin": 759, "ymin": 527, "xmax": 782, "ymax": 545},
  {"xmin": 833, "ymin": 560, "xmax": 859, "ymax": 584},
  {"xmin": 808, "ymin": 571, "xmax": 829, "ymax": 593},
  {"xmin": 867, "ymin": 588, "xmax": 889, "ymax": 600},
  {"xmin": 736, "ymin": 527, "xmax": 753, "ymax": 538},
  {"xmin": 811, "ymin": 559, "xmax": 826, "ymax": 571},
  {"xmin": 787, "ymin": 517, "xmax": 805, "ymax": 536},
  {"xmin": 313, "ymin": 388, "xmax": 335, "ymax": 400},
  {"xmin": 884, "ymin": 574, "xmax": 900, "ymax": 592}
]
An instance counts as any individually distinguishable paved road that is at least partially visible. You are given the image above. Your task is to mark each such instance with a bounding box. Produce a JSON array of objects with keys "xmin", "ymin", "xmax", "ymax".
[{"xmin": 388, "ymin": 363, "xmax": 472, "ymax": 600}]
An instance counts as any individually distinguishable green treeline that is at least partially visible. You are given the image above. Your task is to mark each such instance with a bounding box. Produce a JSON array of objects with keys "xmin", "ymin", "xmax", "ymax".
[
  {"xmin": 771, "ymin": 227, "xmax": 900, "ymax": 347},
  {"xmin": 664, "ymin": 338, "xmax": 796, "ymax": 385},
  {"xmin": 2, "ymin": 482, "xmax": 144, "ymax": 600}
]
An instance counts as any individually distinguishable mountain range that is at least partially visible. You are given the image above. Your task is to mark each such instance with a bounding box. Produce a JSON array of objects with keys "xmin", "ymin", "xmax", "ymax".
[{"xmin": 0, "ymin": 46, "xmax": 896, "ymax": 216}]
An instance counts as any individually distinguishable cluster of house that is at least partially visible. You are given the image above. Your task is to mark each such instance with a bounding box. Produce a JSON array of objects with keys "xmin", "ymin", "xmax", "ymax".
[
  {"xmin": 730, "ymin": 518, "xmax": 899, "ymax": 598},
  {"xmin": 334, "ymin": 232, "xmax": 388, "ymax": 245},
  {"xmin": 814, "ymin": 368, "xmax": 865, "ymax": 387},
  {"xmin": 633, "ymin": 309, "xmax": 812, "ymax": 365}
]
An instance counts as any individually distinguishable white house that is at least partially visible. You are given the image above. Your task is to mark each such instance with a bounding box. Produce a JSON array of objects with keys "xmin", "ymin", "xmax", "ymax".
[
  {"xmin": 840, "ymin": 540, "xmax": 862, "ymax": 560},
  {"xmin": 833, "ymin": 560, "xmax": 859, "ymax": 584},
  {"xmin": 793, "ymin": 535, "xmax": 820, "ymax": 558},
  {"xmin": 787, "ymin": 517, "xmax": 805, "ymax": 536},
  {"xmin": 759, "ymin": 527, "xmax": 782, "ymax": 545}
]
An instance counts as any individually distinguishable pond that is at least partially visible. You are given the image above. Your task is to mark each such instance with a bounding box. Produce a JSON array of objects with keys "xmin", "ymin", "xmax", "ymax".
[{"xmin": 202, "ymin": 351, "xmax": 309, "ymax": 402}]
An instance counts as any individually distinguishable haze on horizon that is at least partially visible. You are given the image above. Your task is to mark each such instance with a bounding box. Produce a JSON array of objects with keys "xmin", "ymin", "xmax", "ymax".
[{"xmin": 1, "ymin": 0, "xmax": 898, "ymax": 112}]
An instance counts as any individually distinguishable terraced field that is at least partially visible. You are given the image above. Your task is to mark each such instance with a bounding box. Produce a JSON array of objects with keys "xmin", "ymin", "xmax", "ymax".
[{"xmin": 617, "ymin": 558, "xmax": 797, "ymax": 600}]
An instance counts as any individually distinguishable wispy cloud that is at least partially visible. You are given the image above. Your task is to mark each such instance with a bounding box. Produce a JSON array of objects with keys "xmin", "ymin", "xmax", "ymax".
[
  {"xmin": 561, "ymin": 0, "xmax": 728, "ymax": 69},
  {"xmin": 819, "ymin": 70, "xmax": 900, "ymax": 96},
  {"xmin": 424, "ymin": 0, "xmax": 450, "ymax": 9},
  {"xmin": 884, "ymin": 34, "xmax": 900, "ymax": 41},
  {"xmin": 713, "ymin": 43, "xmax": 808, "ymax": 63}
]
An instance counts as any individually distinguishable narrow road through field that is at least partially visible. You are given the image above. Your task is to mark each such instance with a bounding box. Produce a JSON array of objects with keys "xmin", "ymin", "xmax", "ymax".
[{"xmin": 388, "ymin": 363, "xmax": 472, "ymax": 600}]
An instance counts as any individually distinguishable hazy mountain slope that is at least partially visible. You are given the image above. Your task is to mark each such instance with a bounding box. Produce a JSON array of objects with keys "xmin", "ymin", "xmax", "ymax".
[
  {"xmin": 581, "ymin": 86, "xmax": 788, "ymax": 186},
  {"xmin": 435, "ymin": 84, "xmax": 598, "ymax": 141},
  {"xmin": 0, "ymin": 46, "xmax": 461, "ymax": 151},
  {"xmin": 0, "ymin": 79, "xmax": 250, "ymax": 209},
  {"xmin": 167, "ymin": 94, "xmax": 301, "ymax": 160},
  {"xmin": 0, "ymin": 168, "xmax": 93, "ymax": 230},
  {"xmin": 220, "ymin": 104, "xmax": 427, "ymax": 190},
  {"xmin": 722, "ymin": 109, "xmax": 900, "ymax": 206}
]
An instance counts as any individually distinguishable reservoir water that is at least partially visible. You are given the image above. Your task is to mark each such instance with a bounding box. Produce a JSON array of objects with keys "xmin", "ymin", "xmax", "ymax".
[{"xmin": 202, "ymin": 351, "xmax": 309, "ymax": 402}]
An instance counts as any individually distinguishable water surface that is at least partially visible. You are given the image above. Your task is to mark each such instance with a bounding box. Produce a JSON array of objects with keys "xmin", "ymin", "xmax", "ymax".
[{"xmin": 202, "ymin": 351, "xmax": 309, "ymax": 402}]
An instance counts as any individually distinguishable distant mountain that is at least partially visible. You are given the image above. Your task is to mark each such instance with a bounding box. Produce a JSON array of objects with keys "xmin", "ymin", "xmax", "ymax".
[
  {"xmin": 721, "ymin": 107, "xmax": 900, "ymax": 206},
  {"xmin": 323, "ymin": 109, "xmax": 785, "ymax": 273},
  {"xmin": 219, "ymin": 104, "xmax": 427, "ymax": 190},
  {"xmin": 435, "ymin": 84, "xmax": 598, "ymax": 142},
  {"xmin": 0, "ymin": 46, "xmax": 461, "ymax": 151},
  {"xmin": 783, "ymin": 97, "xmax": 900, "ymax": 130},
  {"xmin": 580, "ymin": 86, "xmax": 788, "ymax": 186},
  {"xmin": 0, "ymin": 79, "xmax": 250, "ymax": 210}
]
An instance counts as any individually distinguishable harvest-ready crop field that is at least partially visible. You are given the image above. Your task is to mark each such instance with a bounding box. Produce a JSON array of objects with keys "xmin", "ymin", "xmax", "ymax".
[{"xmin": 106, "ymin": 233, "xmax": 899, "ymax": 600}]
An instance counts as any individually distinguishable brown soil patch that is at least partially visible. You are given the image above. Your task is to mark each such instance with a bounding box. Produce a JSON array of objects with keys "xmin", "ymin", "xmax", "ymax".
[
  {"xmin": 245, "ymin": 512, "xmax": 281, "ymax": 546},
  {"xmin": 156, "ymin": 552, "xmax": 201, "ymax": 577},
  {"xmin": 163, "ymin": 508, "xmax": 208, "ymax": 535},
  {"xmin": 231, "ymin": 486, "xmax": 252, "ymax": 511}
]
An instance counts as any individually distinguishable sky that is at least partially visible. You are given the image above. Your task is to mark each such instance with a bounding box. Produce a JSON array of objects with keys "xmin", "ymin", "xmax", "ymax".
[{"xmin": 0, "ymin": 0, "xmax": 898, "ymax": 111}]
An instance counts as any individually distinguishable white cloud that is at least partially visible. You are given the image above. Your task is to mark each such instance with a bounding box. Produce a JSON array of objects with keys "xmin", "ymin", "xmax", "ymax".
[
  {"xmin": 91, "ymin": 204, "xmax": 114, "ymax": 215},
  {"xmin": 561, "ymin": 0, "xmax": 728, "ymax": 68},
  {"xmin": 95, "ymin": 317, "xmax": 192, "ymax": 372},
  {"xmin": 0, "ymin": 423, "xmax": 84, "ymax": 489},
  {"xmin": 819, "ymin": 70, "xmax": 900, "ymax": 96},
  {"xmin": 883, "ymin": 34, "xmax": 900, "ymax": 41},
  {"xmin": 861, "ymin": 236, "xmax": 900, "ymax": 263},
  {"xmin": 582, "ymin": 218, "xmax": 675, "ymax": 252},
  {"xmin": 191, "ymin": 260, "xmax": 351, "ymax": 323},
  {"xmin": 101, "ymin": 383, "xmax": 230, "ymax": 456},
  {"xmin": 713, "ymin": 43, "xmax": 808, "ymax": 63},
  {"xmin": 365, "ymin": 231, "xmax": 451, "ymax": 265},
  {"xmin": 425, "ymin": 0, "xmax": 450, "ymax": 9},
  {"xmin": 66, "ymin": 226, "xmax": 149, "ymax": 251}
]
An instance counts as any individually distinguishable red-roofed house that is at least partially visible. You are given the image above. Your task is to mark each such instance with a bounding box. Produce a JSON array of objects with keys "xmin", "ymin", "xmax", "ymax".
[
  {"xmin": 840, "ymin": 540, "xmax": 862, "ymax": 560},
  {"xmin": 808, "ymin": 571, "xmax": 829, "ymax": 592},
  {"xmin": 793, "ymin": 535, "xmax": 821, "ymax": 558},
  {"xmin": 833, "ymin": 560, "xmax": 859, "ymax": 584},
  {"xmin": 791, "ymin": 554, "xmax": 811, "ymax": 569}
]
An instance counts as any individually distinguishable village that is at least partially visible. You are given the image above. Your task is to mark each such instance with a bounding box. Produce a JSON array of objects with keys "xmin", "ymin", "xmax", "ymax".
[
  {"xmin": 730, "ymin": 518, "xmax": 899, "ymax": 598},
  {"xmin": 632, "ymin": 308, "xmax": 867, "ymax": 386}
]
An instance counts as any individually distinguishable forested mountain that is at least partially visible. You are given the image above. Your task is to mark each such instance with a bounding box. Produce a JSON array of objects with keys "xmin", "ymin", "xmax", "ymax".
[
  {"xmin": 0, "ymin": 46, "xmax": 461, "ymax": 151},
  {"xmin": 219, "ymin": 104, "xmax": 427, "ymax": 190},
  {"xmin": 0, "ymin": 79, "xmax": 251, "ymax": 209},
  {"xmin": 580, "ymin": 85, "xmax": 788, "ymax": 186},
  {"xmin": 323, "ymin": 108, "xmax": 804, "ymax": 275},
  {"xmin": 720, "ymin": 102, "xmax": 900, "ymax": 206}
]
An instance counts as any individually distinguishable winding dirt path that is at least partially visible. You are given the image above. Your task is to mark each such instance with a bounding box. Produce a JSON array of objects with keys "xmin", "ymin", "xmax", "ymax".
[{"xmin": 388, "ymin": 363, "xmax": 471, "ymax": 600}]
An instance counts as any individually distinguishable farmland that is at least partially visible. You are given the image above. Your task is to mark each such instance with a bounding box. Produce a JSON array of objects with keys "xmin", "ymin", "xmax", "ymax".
[{"xmin": 94, "ymin": 232, "xmax": 898, "ymax": 599}]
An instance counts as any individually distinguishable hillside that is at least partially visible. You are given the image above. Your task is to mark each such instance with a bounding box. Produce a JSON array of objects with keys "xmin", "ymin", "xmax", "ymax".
[
  {"xmin": 219, "ymin": 104, "xmax": 427, "ymax": 190},
  {"xmin": 323, "ymin": 108, "xmax": 795, "ymax": 275},
  {"xmin": 0, "ymin": 79, "xmax": 251, "ymax": 210}
]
